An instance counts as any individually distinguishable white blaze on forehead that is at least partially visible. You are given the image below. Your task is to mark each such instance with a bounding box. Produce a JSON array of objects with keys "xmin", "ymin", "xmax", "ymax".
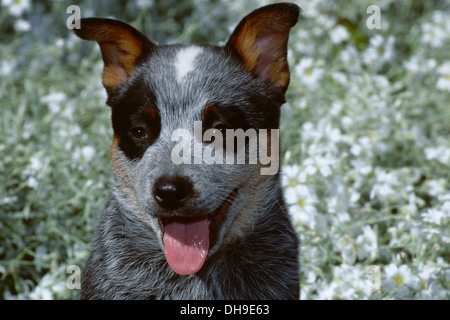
[{"xmin": 174, "ymin": 46, "xmax": 203, "ymax": 83}]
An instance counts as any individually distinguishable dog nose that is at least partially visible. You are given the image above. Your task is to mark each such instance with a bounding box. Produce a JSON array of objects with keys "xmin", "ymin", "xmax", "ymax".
[{"xmin": 153, "ymin": 176, "xmax": 192, "ymax": 210}]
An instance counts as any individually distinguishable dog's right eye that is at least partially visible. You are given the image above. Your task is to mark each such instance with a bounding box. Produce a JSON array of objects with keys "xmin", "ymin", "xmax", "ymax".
[{"xmin": 130, "ymin": 127, "xmax": 148, "ymax": 139}]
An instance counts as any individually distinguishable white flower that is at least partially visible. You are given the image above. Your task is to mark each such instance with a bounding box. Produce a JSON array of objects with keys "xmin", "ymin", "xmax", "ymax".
[
  {"xmin": 293, "ymin": 29, "xmax": 314, "ymax": 55},
  {"xmin": 333, "ymin": 264, "xmax": 372, "ymax": 299},
  {"xmin": 24, "ymin": 154, "xmax": 44, "ymax": 189},
  {"xmin": 27, "ymin": 177, "xmax": 39, "ymax": 189},
  {"xmin": 329, "ymin": 25, "xmax": 349, "ymax": 44},
  {"xmin": 29, "ymin": 286, "xmax": 52, "ymax": 300},
  {"xmin": 286, "ymin": 184, "xmax": 318, "ymax": 229},
  {"xmin": 421, "ymin": 22, "xmax": 447, "ymax": 48},
  {"xmin": 436, "ymin": 61, "xmax": 450, "ymax": 91},
  {"xmin": 339, "ymin": 45, "xmax": 358, "ymax": 64},
  {"xmin": 301, "ymin": 121, "xmax": 319, "ymax": 142},
  {"xmin": 416, "ymin": 264, "xmax": 437, "ymax": 299},
  {"xmin": 403, "ymin": 55, "xmax": 436, "ymax": 74},
  {"xmin": 28, "ymin": 272, "xmax": 65, "ymax": 300},
  {"xmin": 421, "ymin": 208, "xmax": 447, "ymax": 226},
  {"xmin": 355, "ymin": 225, "xmax": 378, "ymax": 260},
  {"xmin": 341, "ymin": 243, "xmax": 356, "ymax": 265},
  {"xmin": 424, "ymin": 179, "xmax": 446, "ymax": 197},
  {"xmin": 0, "ymin": 196, "xmax": 18, "ymax": 205},
  {"xmin": 41, "ymin": 91, "xmax": 71, "ymax": 117},
  {"xmin": 303, "ymin": 154, "xmax": 336, "ymax": 177},
  {"xmin": 362, "ymin": 35, "xmax": 395, "ymax": 69},
  {"xmin": 387, "ymin": 222, "xmax": 410, "ymax": 247},
  {"xmin": 327, "ymin": 196, "xmax": 351, "ymax": 223},
  {"xmin": 74, "ymin": 146, "xmax": 96, "ymax": 163},
  {"xmin": 370, "ymin": 168, "xmax": 399, "ymax": 200},
  {"xmin": 294, "ymin": 57, "xmax": 324, "ymax": 90},
  {"xmin": 441, "ymin": 201, "xmax": 450, "ymax": 215},
  {"xmin": 350, "ymin": 158, "xmax": 372, "ymax": 176},
  {"xmin": 318, "ymin": 118, "xmax": 344, "ymax": 144},
  {"xmin": 0, "ymin": 59, "xmax": 17, "ymax": 77},
  {"xmin": 383, "ymin": 264, "xmax": 417, "ymax": 298},
  {"xmin": 29, "ymin": 154, "xmax": 43, "ymax": 172},
  {"xmin": 14, "ymin": 19, "xmax": 31, "ymax": 32},
  {"xmin": 333, "ymin": 234, "xmax": 356, "ymax": 265},
  {"xmin": 282, "ymin": 165, "xmax": 302, "ymax": 189},
  {"xmin": 136, "ymin": 0, "xmax": 154, "ymax": 9},
  {"xmin": 2, "ymin": 0, "xmax": 31, "ymax": 17},
  {"xmin": 424, "ymin": 144, "xmax": 450, "ymax": 164},
  {"xmin": 316, "ymin": 281, "xmax": 339, "ymax": 300},
  {"xmin": 331, "ymin": 72, "xmax": 348, "ymax": 85},
  {"xmin": 350, "ymin": 136, "xmax": 373, "ymax": 157}
]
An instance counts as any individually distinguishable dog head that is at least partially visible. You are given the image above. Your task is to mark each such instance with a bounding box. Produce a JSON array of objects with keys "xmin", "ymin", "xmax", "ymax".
[{"xmin": 75, "ymin": 3, "xmax": 299, "ymax": 275}]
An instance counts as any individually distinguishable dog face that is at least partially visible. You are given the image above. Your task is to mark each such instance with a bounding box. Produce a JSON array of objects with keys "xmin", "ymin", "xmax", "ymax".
[{"xmin": 75, "ymin": 3, "xmax": 299, "ymax": 275}]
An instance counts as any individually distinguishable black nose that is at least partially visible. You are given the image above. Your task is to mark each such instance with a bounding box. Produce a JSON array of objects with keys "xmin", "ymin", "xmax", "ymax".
[{"xmin": 153, "ymin": 176, "xmax": 192, "ymax": 210}]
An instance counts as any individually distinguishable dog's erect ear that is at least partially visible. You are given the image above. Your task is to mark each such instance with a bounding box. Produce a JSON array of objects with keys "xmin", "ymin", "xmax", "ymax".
[
  {"xmin": 74, "ymin": 18, "xmax": 154, "ymax": 94},
  {"xmin": 226, "ymin": 3, "xmax": 300, "ymax": 91}
]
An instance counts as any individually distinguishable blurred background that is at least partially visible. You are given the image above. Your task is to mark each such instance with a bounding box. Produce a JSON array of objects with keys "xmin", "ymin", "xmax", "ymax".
[{"xmin": 0, "ymin": 0, "xmax": 449, "ymax": 299}]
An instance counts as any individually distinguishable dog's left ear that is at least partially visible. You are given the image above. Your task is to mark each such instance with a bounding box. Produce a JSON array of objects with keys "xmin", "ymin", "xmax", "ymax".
[{"xmin": 227, "ymin": 3, "xmax": 300, "ymax": 91}]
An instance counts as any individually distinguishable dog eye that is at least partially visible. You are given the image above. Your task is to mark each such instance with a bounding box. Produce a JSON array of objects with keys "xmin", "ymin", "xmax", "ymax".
[{"xmin": 131, "ymin": 127, "xmax": 148, "ymax": 139}]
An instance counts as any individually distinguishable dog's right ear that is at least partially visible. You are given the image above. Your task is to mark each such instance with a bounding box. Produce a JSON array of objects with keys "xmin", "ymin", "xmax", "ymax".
[
  {"xmin": 226, "ymin": 3, "xmax": 300, "ymax": 92},
  {"xmin": 74, "ymin": 18, "xmax": 154, "ymax": 95}
]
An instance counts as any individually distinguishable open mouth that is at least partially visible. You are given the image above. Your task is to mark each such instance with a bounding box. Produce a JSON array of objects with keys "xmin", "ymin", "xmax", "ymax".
[{"xmin": 159, "ymin": 188, "xmax": 238, "ymax": 275}]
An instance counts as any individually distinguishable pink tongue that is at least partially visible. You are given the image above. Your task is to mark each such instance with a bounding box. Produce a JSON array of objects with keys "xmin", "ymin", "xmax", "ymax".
[{"xmin": 163, "ymin": 217, "xmax": 209, "ymax": 275}]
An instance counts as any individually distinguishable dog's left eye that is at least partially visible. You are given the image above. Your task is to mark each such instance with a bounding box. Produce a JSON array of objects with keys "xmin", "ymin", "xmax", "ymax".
[{"xmin": 131, "ymin": 127, "xmax": 148, "ymax": 139}]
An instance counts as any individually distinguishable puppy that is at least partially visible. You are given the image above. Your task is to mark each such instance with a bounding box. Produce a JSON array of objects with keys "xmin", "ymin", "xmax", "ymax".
[{"xmin": 74, "ymin": 2, "xmax": 300, "ymax": 299}]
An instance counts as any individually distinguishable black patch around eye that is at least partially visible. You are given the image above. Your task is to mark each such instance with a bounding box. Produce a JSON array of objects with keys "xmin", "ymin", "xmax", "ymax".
[
  {"xmin": 112, "ymin": 104, "xmax": 161, "ymax": 160},
  {"xmin": 202, "ymin": 103, "xmax": 249, "ymax": 134},
  {"xmin": 126, "ymin": 112, "xmax": 160, "ymax": 159},
  {"xmin": 109, "ymin": 78, "xmax": 161, "ymax": 160}
]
